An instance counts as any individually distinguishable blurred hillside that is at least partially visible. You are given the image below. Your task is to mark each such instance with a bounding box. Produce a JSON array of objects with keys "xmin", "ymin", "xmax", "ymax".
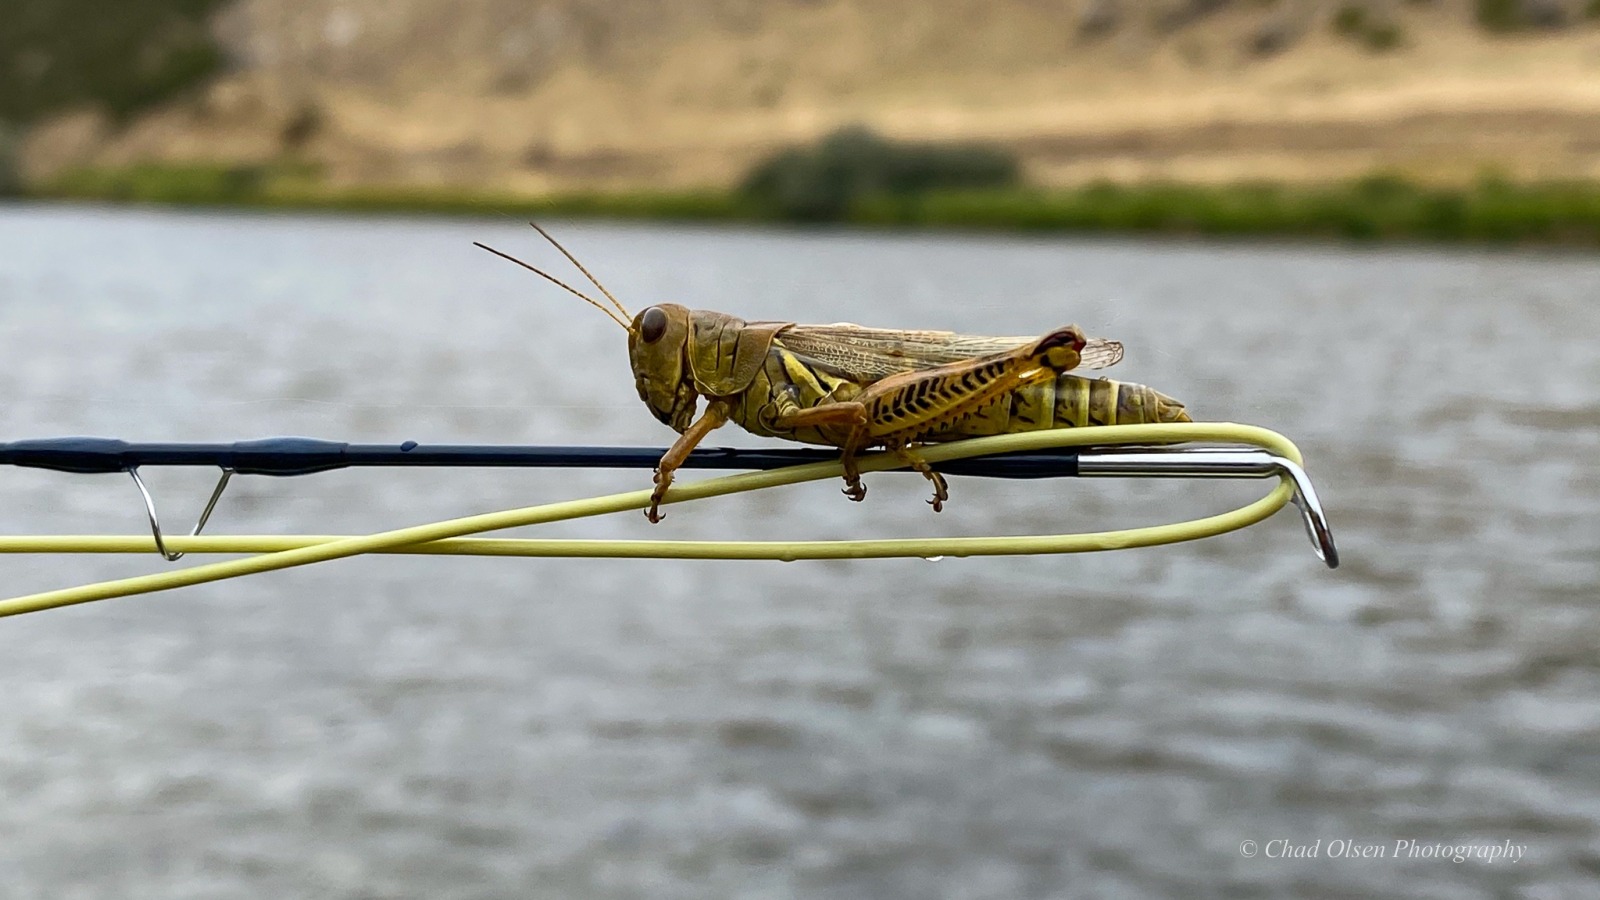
[{"xmin": 12, "ymin": 0, "xmax": 1600, "ymax": 193}]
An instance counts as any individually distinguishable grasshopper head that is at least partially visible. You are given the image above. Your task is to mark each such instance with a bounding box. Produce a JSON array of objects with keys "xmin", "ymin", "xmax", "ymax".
[{"xmin": 628, "ymin": 303, "xmax": 699, "ymax": 433}]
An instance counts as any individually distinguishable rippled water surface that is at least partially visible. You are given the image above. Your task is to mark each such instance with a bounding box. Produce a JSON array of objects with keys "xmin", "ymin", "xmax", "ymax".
[{"xmin": 1, "ymin": 204, "xmax": 1597, "ymax": 899}]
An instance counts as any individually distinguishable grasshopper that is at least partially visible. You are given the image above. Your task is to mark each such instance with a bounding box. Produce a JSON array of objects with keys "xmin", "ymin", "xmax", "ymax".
[{"xmin": 478, "ymin": 226, "xmax": 1190, "ymax": 522}]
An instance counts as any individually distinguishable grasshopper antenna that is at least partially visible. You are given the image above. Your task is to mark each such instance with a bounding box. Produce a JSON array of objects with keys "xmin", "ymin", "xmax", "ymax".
[
  {"xmin": 473, "ymin": 241, "xmax": 633, "ymax": 332},
  {"xmin": 527, "ymin": 222, "xmax": 632, "ymax": 322}
]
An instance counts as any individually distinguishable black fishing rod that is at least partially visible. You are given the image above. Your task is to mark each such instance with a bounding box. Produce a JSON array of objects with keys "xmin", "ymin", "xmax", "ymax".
[{"xmin": 0, "ymin": 436, "xmax": 1088, "ymax": 479}]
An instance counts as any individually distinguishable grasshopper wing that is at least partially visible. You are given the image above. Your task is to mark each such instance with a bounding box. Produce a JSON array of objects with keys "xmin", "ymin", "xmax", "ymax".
[{"xmin": 775, "ymin": 323, "xmax": 1124, "ymax": 381}]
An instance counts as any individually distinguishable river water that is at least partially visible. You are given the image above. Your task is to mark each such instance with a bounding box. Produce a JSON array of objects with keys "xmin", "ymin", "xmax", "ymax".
[{"xmin": 0, "ymin": 204, "xmax": 1596, "ymax": 899}]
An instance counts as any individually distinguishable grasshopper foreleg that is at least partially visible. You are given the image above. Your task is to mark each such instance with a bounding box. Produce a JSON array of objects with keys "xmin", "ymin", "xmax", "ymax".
[{"xmin": 649, "ymin": 399, "xmax": 732, "ymax": 522}]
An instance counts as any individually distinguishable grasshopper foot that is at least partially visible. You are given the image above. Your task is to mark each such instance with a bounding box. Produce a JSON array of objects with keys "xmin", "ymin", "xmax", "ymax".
[
  {"xmin": 893, "ymin": 446, "xmax": 948, "ymax": 513},
  {"xmin": 646, "ymin": 470, "xmax": 671, "ymax": 522},
  {"xmin": 839, "ymin": 443, "xmax": 867, "ymax": 502}
]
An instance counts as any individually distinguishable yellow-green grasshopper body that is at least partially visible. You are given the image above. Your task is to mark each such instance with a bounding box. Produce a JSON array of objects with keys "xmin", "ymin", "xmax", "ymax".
[
  {"xmin": 478, "ymin": 227, "xmax": 1190, "ymax": 522},
  {"xmin": 730, "ymin": 317, "xmax": 1191, "ymax": 444}
]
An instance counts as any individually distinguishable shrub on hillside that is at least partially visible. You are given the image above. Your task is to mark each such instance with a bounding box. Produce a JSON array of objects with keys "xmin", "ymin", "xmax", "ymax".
[
  {"xmin": 740, "ymin": 126, "xmax": 1021, "ymax": 221},
  {"xmin": 1475, "ymin": 0, "xmax": 1571, "ymax": 30},
  {"xmin": 0, "ymin": 122, "xmax": 20, "ymax": 196},
  {"xmin": 1332, "ymin": 4, "xmax": 1405, "ymax": 51},
  {"xmin": 1, "ymin": 0, "xmax": 228, "ymax": 124}
]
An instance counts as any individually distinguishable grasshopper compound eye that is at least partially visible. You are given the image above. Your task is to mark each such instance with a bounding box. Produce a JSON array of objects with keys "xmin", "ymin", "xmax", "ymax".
[{"xmin": 640, "ymin": 307, "xmax": 668, "ymax": 343}]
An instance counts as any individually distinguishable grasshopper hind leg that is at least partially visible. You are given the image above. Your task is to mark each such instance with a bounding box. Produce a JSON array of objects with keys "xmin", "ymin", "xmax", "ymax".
[{"xmin": 891, "ymin": 442, "xmax": 949, "ymax": 512}]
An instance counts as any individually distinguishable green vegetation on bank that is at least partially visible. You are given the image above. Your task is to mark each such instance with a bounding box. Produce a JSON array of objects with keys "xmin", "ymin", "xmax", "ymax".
[
  {"xmin": 39, "ymin": 163, "xmax": 755, "ymax": 220},
  {"xmin": 30, "ymin": 162, "xmax": 1600, "ymax": 247},
  {"xmin": 851, "ymin": 176, "xmax": 1600, "ymax": 243}
]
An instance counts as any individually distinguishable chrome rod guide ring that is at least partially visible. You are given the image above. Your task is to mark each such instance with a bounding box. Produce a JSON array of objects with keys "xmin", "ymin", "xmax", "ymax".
[{"xmin": 125, "ymin": 467, "xmax": 235, "ymax": 562}]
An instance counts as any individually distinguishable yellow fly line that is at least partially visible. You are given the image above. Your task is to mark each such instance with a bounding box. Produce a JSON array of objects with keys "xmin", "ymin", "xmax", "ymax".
[{"xmin": 0, "ymin": 423, "xmax": 1308, "ymax": 618}]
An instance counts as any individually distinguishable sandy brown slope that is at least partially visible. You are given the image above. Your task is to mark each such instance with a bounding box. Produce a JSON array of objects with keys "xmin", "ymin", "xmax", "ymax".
[{"xmin": 22, "ymin": 0, "xmax": 1600, "ymax": 191}]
